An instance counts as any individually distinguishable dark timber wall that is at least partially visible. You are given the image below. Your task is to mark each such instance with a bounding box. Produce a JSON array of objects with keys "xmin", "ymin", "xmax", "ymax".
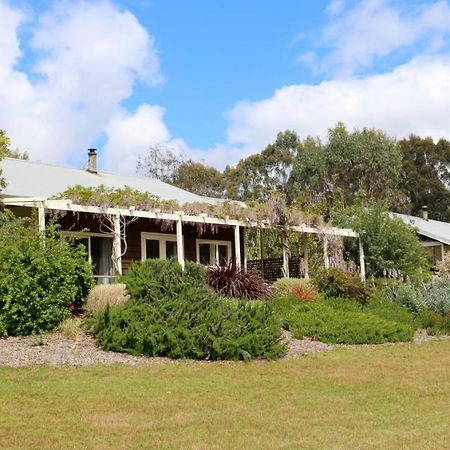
[{"xmin": 55, "ymin": 212, "xmax": 243, "ymax": 273}]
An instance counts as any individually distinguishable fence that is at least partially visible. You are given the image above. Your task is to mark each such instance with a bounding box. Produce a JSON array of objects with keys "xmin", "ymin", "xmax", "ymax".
[{"xmin": 247, "ymin": 256, "xmax": 306, "ymax": 283}]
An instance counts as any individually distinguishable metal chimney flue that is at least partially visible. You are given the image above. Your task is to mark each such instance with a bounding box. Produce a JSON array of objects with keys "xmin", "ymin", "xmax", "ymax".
[
  {"xmin": 87, "ymin": 149, "xmax": 97, "ymax": 174},
  {"xmin": 421, "ymin": 205, "xmax": 428, "ymax": 220}
]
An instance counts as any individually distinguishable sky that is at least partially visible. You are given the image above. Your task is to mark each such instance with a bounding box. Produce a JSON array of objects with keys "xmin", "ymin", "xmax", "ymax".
[{"xmin": 1, "ymin": 0, "xmax": 450, "ymax": 174}]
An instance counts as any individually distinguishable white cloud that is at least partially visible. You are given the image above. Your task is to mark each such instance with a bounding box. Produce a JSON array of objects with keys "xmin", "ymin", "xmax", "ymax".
[
  {"xmin": 103, "ymin": 104, "xmax": 171, "ymax": 174},
  {"xmin": 223, "ymin": 56, "xmax": 450, "ymax": 158},
  {"xmin": 0, "ymin": 0, "xmax": 161, "ymax": 165},
  {"xmin": 300, "ymin": 0, "xmax": 450, "ymax": 76}
]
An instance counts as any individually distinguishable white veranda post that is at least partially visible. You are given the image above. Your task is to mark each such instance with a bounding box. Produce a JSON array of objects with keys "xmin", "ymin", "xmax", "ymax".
[
  {"xmin": 359, "ymin": 238, "xmax": 366, "ymax": 282},
  {"xmin": 234, "ymin": 225, "xmax": 241, "ymax": 270},
  {"xmin": 302, "ymin": 233, "xmax": 309, "ymax": 278},
  {"xmin": 176, "ymin": 218, "xmax": 185, "ymax": 270},
  {"xmin": 37, "ymin": 202, "xmax": 45, "ymax": 233},
  {"xmin": 113, "ymin": 214, "xmax": 122, "ymax": 276},
  {"xmin": 323, "ymin": 236, "xmax": 330, "ymax": 269}
]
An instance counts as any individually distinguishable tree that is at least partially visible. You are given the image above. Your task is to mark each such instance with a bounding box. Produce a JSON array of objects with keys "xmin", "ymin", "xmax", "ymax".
[
  {"xmin": 290, "ymin": 124, "xmax": 403, "ymax": 210},
  {"xmin": 224, "ymin": 130, "xmax": 302, "ymax": 202},
  {"xmin": 397, "ymin": 135, "xmax": 450, "ymax": 221},
  {"xmin": 173, "ymin": 160, "xmax": 225, "ymax": 197},
  {"xmin": 332, "ymin": 200, "xmax": 427, "ymax": 278},
  {"xmin": 136, "ymin": 144, "xmax": 183, "ymax": 184},
  {"xmin": 137, "ymin": 145, "xmax": 226, "ymax": 198}
]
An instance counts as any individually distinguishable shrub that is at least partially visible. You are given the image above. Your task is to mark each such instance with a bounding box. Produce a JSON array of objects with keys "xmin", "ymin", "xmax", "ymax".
[
  {"xmin": 418, "ymin": 311, "xmax": 450, "ymax": 335},
  {"xmin": 58, "ymin": 317, "xmax": 84, "ymax": 340},
  {"xmin": 422, "ymin": 278, "xmax": 450, "ymax": 315},
  {"xmin": 0, "ymin": 316, "xmax": 6, "ymax": 338},
  {"xmin": 206, "ymin": 261, "xmax": 272, "ymax": 300},
  {"xmin": 94, "ymin": 259, "xmax": 285, "ymax": 360},
  {"xmin": 120, "ymin": 258, "xmax": 205, "ymax": 303},
  {"xmin": 283, "ymin": 300, "xmax": 413, "ymax": 344},
  {"xmin": 86, "ymin": 284, "xmax": 128, "ymax": 314},
  {"xmin": 314, "ymin": 268, "xmax": 371, "ymax": 304},
  {"xmin": 273, "ymin": 278, "xmax": 318, "ymax": 301},
  {"xmin": 386, "ymin": 282, "xmax": 426, "ymax": 314},
  {"xmin": 0, "ymin": 213, "xmax": 94, "ymax": 336}
]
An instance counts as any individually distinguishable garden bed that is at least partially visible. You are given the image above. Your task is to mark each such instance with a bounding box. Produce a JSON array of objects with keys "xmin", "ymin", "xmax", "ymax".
[{"xmin": 1, "ymin": 329, "xmax": 447, "ymax": 367}]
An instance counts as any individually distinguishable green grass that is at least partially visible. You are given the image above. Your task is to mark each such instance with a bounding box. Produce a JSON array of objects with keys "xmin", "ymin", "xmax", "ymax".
[{"xmin": 1, "ymin": 341, "xmax": 449, "ymax": 449}]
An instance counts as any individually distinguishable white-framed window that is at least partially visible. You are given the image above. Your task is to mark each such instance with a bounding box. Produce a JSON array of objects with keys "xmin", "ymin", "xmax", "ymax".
[
  {"xmin": 61, "ymin": 231, "xmax": 114, "ymax": 283},
  {"xmin": 196, "ymin": 239, "xmax": 232, "ymax": 266},
  {"xmin": 141, "ymin": 232, "xmax": 179, "ymax": 260}
]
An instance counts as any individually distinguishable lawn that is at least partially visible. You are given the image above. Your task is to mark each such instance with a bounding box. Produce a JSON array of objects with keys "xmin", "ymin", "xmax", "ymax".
[{"xmin": 1, "ymin": 341, "xmax": 449, "ymax": 449}]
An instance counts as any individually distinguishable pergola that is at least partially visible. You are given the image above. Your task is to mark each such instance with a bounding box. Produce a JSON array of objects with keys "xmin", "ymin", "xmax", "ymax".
[{"xmin": 3, "ymin": 197, "xmax": 366, "ymax": 282}]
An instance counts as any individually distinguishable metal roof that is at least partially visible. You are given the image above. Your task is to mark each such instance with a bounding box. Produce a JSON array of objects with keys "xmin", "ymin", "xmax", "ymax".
[
  {"xmin": 392, "ymin": 212, "xmax": 450, "ymax": 246},
  {"xmin": 0, "ymin": 157, "xmax": 221, "ymax": 205}
]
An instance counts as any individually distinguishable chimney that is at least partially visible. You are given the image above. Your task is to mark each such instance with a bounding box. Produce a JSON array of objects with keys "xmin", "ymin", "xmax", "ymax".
[
  {"xmin": 421, "ymin": 205, "xmax": 428, "ymax": 220},
  {"xmin": 87, "ymin": 149, "xmax": 97, "ymax": 174}
]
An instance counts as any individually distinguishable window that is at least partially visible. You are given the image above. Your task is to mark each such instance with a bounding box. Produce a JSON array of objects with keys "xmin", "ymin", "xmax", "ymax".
[
  {"xmin": 141, "ymin": 232, "xmax": 179, "ymax": 260},
  {"xmin": 196, "ymin": 240, "xmax": 232, "ymax": 265},
  {"xmin": 62, "ymin": 232, "xmax": 114, "ymax": 284}
]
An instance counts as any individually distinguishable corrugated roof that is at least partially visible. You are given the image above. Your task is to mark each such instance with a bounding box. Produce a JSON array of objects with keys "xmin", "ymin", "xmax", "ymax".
[
  {"xmin": 0, "ymin": 158, "xmax": 222, "ymax": 205},
  {"xmin": 392, "ymin": 212, "xmax": 450, "ymax": 246}
]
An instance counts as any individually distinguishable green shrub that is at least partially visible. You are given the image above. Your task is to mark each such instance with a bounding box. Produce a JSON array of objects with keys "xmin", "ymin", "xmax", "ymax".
[
  {"xmin": 283, "ymin": 300, "xmax": 413, "ymax": 344},
  {"xmin": 422, "ymin": 278, "xmax": 450, "ymax": 315},
  {"xmin": 418, "ymin": 311, "xmax": 450, "ymax": 335},
  {"xmin": 0, "ymin": 316, "xmax": 6, "ymax": 338},
  {"xmin": 119, "ymin": 258, "xmax": 205, "ymax": 303},
  {"xmin": 273, "ymin": 278, "xmax": 318, "ymax": 301},
  {"xmin": 314, "ymin": 268, "xmax": 371, "ymax": 304},
  {"xmin": 0, "ymin": 213, "xmax": 94, "ymax": 336},
  {"xmin": 96, "ymin": 259, "xmax": 285, "ymax": 360},
  {"xmin": 386, "ymin": 282, "xmax": 426, "ymax": 314},
  {"xmin": 368, "ymin": 287, "xmax": 420, "ymax": 329}
]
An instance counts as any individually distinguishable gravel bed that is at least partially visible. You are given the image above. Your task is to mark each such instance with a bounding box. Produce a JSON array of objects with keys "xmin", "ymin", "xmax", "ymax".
[
  {"xmin": 0, "ymin": 333, "xmax": 173, "ymax": 367},
  {"xmin": 0, "ymin": 330, "xmax": 447, "ymax": 367}
]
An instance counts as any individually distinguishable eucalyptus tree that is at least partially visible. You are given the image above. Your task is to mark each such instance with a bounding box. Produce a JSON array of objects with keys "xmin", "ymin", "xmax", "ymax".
[{"xmin": 397, "ymin": 135, "xmax": 450, "ymax": 221}]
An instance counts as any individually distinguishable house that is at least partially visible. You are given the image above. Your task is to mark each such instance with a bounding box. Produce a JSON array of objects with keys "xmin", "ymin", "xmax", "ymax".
[
  {"xmin": 393, "ymin": 208, "xmax": 450, "ymax": 265},
  {"xmin": 1, "ymin": 150, "xmax": 363, "ymax": 283}
]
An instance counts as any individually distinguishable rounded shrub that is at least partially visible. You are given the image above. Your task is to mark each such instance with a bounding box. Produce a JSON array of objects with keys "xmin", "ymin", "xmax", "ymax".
[
  {"xmin": 0, "ymin": 214, "xmax": 94, "ymax": 336},
  {"xmin": 273, "ymin": 278, "xmax": 318, "ymax": 301},
  {"xmin": 313, "ymin": 268, "xmax": 371, "ymax": 304},
  {"xmin": 422, "ymin": 278, "xmax": 450, "ymax": 315},
  {"xmin": 96, "ymin": 259, "xmax": 285, "ymax": 360}
]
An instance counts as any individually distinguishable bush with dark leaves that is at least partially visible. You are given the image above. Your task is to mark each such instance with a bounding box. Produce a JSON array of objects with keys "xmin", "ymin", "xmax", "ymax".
[{"xmin": 206, "ymin": 261, "xmax": 272, "ymax": 300}]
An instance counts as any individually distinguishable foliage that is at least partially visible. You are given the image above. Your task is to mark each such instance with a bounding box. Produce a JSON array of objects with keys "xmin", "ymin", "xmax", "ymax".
[
  {"xmin": 290, "ymin": 123, "xmax": 403, "ymax": 210},
  {"xmin": 137, "ymin": 145, "xmax": 226, "ymax": 198},
  {"xmin": 94, "ymin": 259, "xmax": 284, "ymax": 360},
  {"xmin": 120, "ymin": 258, "xmax": 206, "ymax": 303},
  {"xmin": 313, "ymin": 267, "xmax": 371, "ymax": 304},
  {"xmin": 385, "ymin": 282, "xmax": 426, "ymax": 314},
  {"xmin": 333, "ymin": 200, "xmax": 427, "ymax": 278},
  {"xmin": 85, "ymin": 284, "xmax": 128, "ymax": 315},
  {"xmin": 280, "ymin": 298, "xmax": 413, "ymax": 344},
  {"xmin": 273, "ymin": 278, "xmax": 318, "ymax": 301},
  {"xmin": 0, "ymin": 212, "xmax": 94, "ymax": 336},
  {"xmin": 136, "ymin": 144, "xmax": 183, "ymax": 184},
  {"xmin": 422, "ymin": 278, "xmax": 450, "ymax": 315},
  {"xmin": 54, "ymin": 185, "xmax": 324, "ymax": 229},
  {"xmin": 0, "ymin": 316, "xmax": 6, "ymax": 337},
  {"xmin": 206, "ymin": 261, "xmax": 272, "ymax": 300},
  {"xmin": 368, "ymin": 287, "xmax": 420, "ymax": 329},
  {"xmin": 397, "ymin": 135, "xmax": 450, "ymax": 221},
  {"xmin": 224, "ymin": 130, "xmax": 302, "ymax": 202},
  {"xmin": 419, "ymin": 311, "xmax": 450, "ymax": 335},
  {"xmin": 0, "ymin": 130, "xmax": 9, "ymax": 192}
]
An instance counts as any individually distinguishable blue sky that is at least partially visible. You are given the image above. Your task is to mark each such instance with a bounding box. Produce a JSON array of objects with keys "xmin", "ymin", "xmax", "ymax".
[{"xmin": 1, "ymin": 0, "xmax": 450, "ymax": 173}]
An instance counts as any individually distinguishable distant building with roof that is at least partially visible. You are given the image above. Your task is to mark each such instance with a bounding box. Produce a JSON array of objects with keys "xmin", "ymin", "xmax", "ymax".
[{"xmin": 393, "ymin": 208, "xmax": 450, "ymax": 265}]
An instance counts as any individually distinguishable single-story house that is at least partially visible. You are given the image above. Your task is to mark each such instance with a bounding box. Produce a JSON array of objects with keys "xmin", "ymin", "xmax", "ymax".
[
  {"xmin": 393, "ymin": 209, "xmax": 450, "ymax": 266},
  {"xmin": 1, "ymin": 150, "xmax": 364, "ymax": 282}
]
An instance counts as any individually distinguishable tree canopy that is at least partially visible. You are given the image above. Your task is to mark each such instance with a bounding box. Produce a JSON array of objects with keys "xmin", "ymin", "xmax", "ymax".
[
  {"xmin": 136, "ymin": 124, "xmax": 450, "ymax": 222},
  {"xmin": 397, "ymin": 135, "xmax": 450, "ymax": 221}
]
